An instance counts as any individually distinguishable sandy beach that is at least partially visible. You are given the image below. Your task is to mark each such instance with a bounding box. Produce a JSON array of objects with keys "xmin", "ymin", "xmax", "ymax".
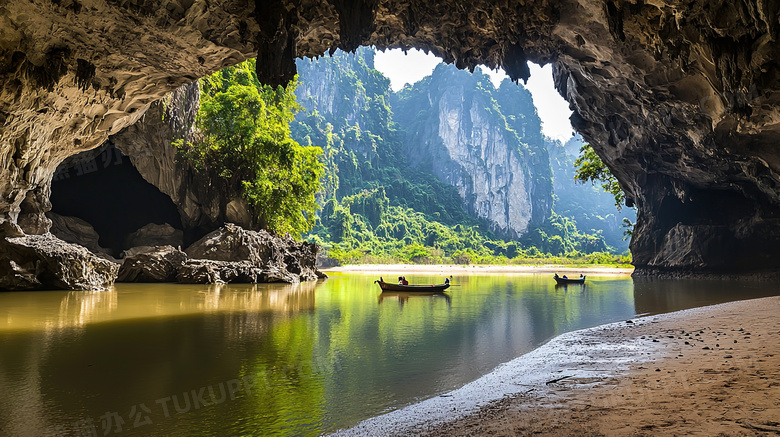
[
  {"xmin": 324, "ymin": 264, "xmax": 634, "ymax": 275},
  {"xmin": 336, "ymin": 296, "xmax": 780, "ymax": 436}
]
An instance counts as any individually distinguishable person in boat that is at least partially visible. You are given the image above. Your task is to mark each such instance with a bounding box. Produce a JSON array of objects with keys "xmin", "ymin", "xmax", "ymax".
[
  {"xmin": 554, "ymin": 273, "xmax": 559, "ymax": 279},
  {"xmin": 398, "ymin": 276, "xmax": 403, "ymax": 284},
  {"xmin": 579, "ymin": 274, "xmax": 584, "ymax": 279},
  {"xmin": 562, "ymin": 274, "xmax": 568, "ymax": 279},
  {"xmin": 401, "ymin": 276, "xmax": 409, "ymax": 285},
  {"xmin": 444, "ymin": 277, "xmax": 450, "ymax": 285}
]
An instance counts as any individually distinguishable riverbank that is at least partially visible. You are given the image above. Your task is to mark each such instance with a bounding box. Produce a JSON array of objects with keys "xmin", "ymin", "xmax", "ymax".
[
  {"xmin": 335, "ymin": 295, "xmax": 780, "ymax": 436},
  {"xmin": 323, "ymin": 264, "xmax": 634, "ymax": 275}
]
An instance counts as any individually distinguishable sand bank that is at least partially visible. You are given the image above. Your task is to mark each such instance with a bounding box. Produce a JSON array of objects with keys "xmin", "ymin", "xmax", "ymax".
[
  {"xmin": 335, "ymin": 296, "xmax": 780, "ymax": 436},
  {"xmin": 324, "ymin": 264, "xmax": 634, "ymax": 275}
]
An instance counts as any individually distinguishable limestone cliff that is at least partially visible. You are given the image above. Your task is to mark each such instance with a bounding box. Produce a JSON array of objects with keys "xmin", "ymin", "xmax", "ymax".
[
  {"xmin": 393, "ymin": 65, "xmax": 553, "ymax": 238},
  {"xmin": 3, "ymin": 0, "xmax": 780, "ymax": 277},
  {"xmin": 295, "ymin": 50, "xmax": 375, "ymax": 130}
]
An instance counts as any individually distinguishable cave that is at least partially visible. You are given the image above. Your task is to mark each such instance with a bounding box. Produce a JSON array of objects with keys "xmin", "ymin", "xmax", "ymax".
[
  {"xmin": 50, "ymin": 143, "xmax": 184, "ymax": 256},
  {"xmin": 2, "ymin": 0, "xmax": 780, "ymax": 278}
]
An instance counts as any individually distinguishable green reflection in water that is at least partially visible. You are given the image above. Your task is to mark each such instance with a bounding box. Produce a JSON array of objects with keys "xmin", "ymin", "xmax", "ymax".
[{"xmin": 2, "ymin": 273, "xmax": 774, "ymax": 436}]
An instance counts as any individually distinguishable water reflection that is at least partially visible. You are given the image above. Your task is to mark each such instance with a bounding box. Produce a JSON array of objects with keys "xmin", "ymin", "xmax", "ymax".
[
  {"xmin": 377, "ymin": 291, "xmax": 452, "ymax": 307},
  {"xmin": 553, "ymin": 282, "xmax": 586, "ymax": 291},
  {"xmin": 2, "ymin": 274, "xmax": 778, "ymax": 436},
  {"xmin": 0, "ymin": 282, "xmax": 318, "ymax": 332},
  {"xmin": 632, "ymin": 278, "xmax": 778, "ymax": 315}
]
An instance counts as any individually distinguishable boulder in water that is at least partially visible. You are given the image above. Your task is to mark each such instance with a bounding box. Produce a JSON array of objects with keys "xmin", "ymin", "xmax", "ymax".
[
  {"xmin": 117, "ymin": 245, "xmax": 187, "ymax": 282},
  {"xmin": 0, "ymin": 234, "xmax": 119, "ymax": 291}
]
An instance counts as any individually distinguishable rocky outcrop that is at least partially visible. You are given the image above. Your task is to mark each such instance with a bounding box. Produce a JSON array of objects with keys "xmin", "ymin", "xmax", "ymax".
[
  {"xmin": 393, "ymin": 64, "xmax": 553, "ymax": 237},
  {"xmin": 0, "ymin": 233, "xmax": 119, "ymax": 290},
  {"xmin": 124, "ymin": 223, "xmax": 184, "ymax": 250},
  {"xmin": 117, "ymin": 224, "xmax": 324, "ymax": 284},
  {"xmin": 3, "ymin": 1, "xmax": 780, "ymax": 276},
  {"xmin": 183, "ymin": 223, "xmax": 322, "ymax": 283},
  {"xmin": 117, "ymin": 245, "xmax": 187, "ymax": 283},
  {"xmin": 177, "ymin": 260, "xmax": 267, "ymax": 284},
  {"xmin": 47, "ymin": 212, "xmax": 107, "ymax": 255}
]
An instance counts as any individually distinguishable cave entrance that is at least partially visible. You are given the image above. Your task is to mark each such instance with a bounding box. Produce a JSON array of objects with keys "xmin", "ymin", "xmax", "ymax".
[{"xmin": 50, "ymin": 143, "xmax": 184, "ymax": 256}]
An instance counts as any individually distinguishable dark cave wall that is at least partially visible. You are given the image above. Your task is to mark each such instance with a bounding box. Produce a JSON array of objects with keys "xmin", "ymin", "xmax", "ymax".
[
  {"xmin": 50, "ymin": 143, "xmax": 184, "ymax": 255},
  {"xmin": 1, "ymin": 0, "xmax": 780, "ymax": 276}
]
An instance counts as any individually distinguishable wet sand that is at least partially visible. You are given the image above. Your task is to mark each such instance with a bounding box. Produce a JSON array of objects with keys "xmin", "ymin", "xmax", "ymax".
[
  {"xmin": 336, "ymin": 296, "xmax": 780, "ymax": 436},
  {"xmin": 324, "ymin": 264, "xmax": 633, "ymax": 275}
]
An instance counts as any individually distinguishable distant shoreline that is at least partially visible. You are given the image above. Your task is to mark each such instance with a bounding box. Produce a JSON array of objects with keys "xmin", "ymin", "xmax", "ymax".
[{"xmin": 322, "ymin": 264, "xmax": 634, "ymax": 275}]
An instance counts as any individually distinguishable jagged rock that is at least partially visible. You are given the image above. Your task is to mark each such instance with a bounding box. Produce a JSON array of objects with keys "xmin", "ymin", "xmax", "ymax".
[
  {"xmin": 186, "ymin": 223, "xmax": 274, "ymax": 264},
  {"xmin": 120, "ymin": 246, "xmax": 158, "ymax": 259},
  {"xmin": 182, "ymin": 223, "xmax": 323, "ymax": 284},
  {"xmin": 0, "ymin": 234, "xmax": 119, "ymax": 291},
  {"xmin": 17, "ymin": 188, "xmax": 52, "ymax": 235},
  {"xmin": 176, "ymin": 260, "xmax": 292, "ymax": 284},
  {"xmin": 47, "ymin": 212, "xmax": 105, "ymax": 254},
  {"xmin": 124, "ymin": 223, "xmax": 184, "ymax": 249},
  {"xmin": 117, "ymin": 245, "xmax": 187, "ymax": 283}
]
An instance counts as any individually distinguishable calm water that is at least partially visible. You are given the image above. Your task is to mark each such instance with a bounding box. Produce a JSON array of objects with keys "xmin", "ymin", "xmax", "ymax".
[{"xmin": 0, "ymin": 273, "xmax": 777, "ymax": 436}]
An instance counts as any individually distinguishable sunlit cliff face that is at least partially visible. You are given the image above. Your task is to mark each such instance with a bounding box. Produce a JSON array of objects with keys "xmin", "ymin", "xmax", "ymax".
[{"xmin": 1, "ymin": 0, "xmax": 779, "ymax": 275}]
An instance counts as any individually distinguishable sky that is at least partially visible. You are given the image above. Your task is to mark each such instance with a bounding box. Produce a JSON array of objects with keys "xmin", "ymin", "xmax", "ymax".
[{"xmin": 373, "ymin": 48, "xmax": 574, "ymax": 143}]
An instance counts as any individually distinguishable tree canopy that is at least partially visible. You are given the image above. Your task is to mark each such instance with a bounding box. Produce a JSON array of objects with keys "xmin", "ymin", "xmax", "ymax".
[
  {"xmin": 574, "ymin": 144, "xmax": 625, "ymax": 210},
  {"xmin": 177, "ymin": 60, "xmax": 323, "ymax": 238}
]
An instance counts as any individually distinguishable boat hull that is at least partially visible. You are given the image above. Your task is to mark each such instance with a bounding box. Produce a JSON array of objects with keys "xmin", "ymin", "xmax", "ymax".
[
  {"xmin": 554, "ymin": 277, "xmax": 586, "ymax": 284},
  {"xmin": 376, "ymin": 281, "xmax": 450, "ymax": 292}
]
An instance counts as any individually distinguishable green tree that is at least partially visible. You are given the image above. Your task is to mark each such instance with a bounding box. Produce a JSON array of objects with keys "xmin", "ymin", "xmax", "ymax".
[
  {"xmin": 177, "ymin": 60, "xmax": 323, "ymax": 238},
  {"xmin": 574, "ymin": 144, "xmax": 625, "ymax": 210}
]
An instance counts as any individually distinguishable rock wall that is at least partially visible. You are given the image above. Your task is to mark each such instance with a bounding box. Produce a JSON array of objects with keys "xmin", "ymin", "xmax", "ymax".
[
  {"xmin": 0, "ymin": 0, "xmax": 258, "ymax": 235},
  {"xmin": 47, "ymin": 81, "xmax": 255, "ymax": 254},
  {"xmin": 393, "ymin": 64, "xmax": 553, "ymax": 238},
  {"xmin": 2, "ymin": 0, "xmax": 780, "ymax": 277},
  {"xmin": 109, "ymin": 81, "xmax": 254, "ymax": 237}
]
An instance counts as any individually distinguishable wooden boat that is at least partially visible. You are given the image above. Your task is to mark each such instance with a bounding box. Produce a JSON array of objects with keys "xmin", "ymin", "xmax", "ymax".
[
  {"xmin": 554, "ymin": 275, "xmax": 586, "ymax": 284},
  {"xmin": 374, "ymin": 279, "xmax": 450, "ymax": 292}
]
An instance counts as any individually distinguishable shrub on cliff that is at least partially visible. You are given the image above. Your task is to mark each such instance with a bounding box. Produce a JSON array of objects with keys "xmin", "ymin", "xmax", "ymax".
[{"xmin": 176, "ymin": 60, "xmax": 323, "ymax": 238}]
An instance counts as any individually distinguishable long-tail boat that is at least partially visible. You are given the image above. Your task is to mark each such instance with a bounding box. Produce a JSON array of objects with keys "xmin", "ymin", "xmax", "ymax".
[
  {"xmin": 553, "ymin": 275, "xmax": 586, "ymax": 284},
  {"xmin": 374, "ymin": 279, "xmax": 450, "ymax": 292}
]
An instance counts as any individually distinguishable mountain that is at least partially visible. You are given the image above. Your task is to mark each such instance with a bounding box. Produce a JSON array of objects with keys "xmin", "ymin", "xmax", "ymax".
[
  {"xmin": 291, "ymin": 48, "xmax": 626, "ymax": 262},
  {"xmin": 392, "ymin": 64, "xmax": 553, "ymax": 238},
  {"xmin": 292, "ymin": 47, "xmax": 477, "ymax": 226}
]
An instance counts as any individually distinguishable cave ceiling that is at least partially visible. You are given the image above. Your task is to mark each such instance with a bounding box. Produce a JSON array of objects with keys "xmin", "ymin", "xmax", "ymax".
[{"xmin": 1, "ymin": 0, "xmax": 780, "ymax": 274}]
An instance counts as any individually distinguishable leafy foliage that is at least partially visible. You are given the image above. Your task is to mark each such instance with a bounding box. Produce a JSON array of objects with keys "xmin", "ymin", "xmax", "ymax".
[
  {"xmin": 574, "ymin": 143, "xmax": 625, "ymax": 210},
  {"xmin": 176, "ymin": 60, "xmax": 323, "ymax": 238},
  {"xmin": 311, "ymin": 188, "xmax": 629, "ymax": 266}
]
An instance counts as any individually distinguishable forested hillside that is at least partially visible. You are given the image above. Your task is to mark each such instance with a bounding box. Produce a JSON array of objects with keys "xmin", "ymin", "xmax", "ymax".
[
  {"xmin": 290, "ymin": 48, "xmax": 631, "ymax": 264},
  {"xmin": 550, "ymin": 135, "xmax": 636, "ymax": 251}
]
